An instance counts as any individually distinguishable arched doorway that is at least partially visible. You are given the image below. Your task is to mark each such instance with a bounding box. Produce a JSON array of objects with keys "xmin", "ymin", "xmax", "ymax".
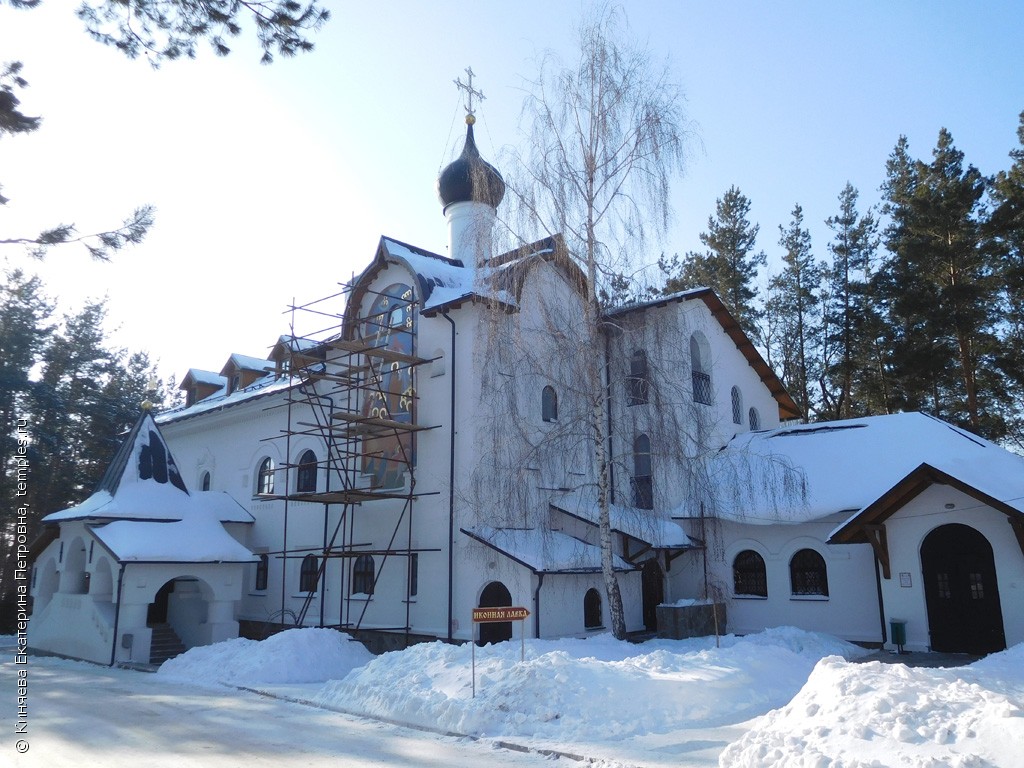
[
  {"xmin": 921, "ymin": 523, "xmax": 1006, "ymax": 654},
  {"xmin": 477, "ymin": 581, "xmax": 512, "ymax": 645},
  {"xmin": 641, "ymin": 558, "xmax": 664, "ymax": 632}
]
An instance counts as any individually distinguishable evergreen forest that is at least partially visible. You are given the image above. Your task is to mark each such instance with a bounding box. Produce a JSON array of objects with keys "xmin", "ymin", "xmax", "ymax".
[{"xmin": 659, "ymin": 114, "xmax": 1024, "ymax": 449}]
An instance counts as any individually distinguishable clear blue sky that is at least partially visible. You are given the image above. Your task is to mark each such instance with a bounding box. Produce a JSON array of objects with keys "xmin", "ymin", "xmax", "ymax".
[{"xmin": 2, "ymin": 2, "xmax": 1022, "ymax": 382}]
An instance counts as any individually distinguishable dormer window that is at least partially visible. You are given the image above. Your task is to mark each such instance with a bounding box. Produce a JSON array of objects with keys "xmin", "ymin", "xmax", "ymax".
[{"xmin": 229, "ymin": 373, "xmax": 241, "ymax": 394}]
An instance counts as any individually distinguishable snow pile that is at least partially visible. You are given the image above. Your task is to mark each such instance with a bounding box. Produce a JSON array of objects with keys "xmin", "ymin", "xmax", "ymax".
[
  {"xmin": 720, "ymin": 644, "xmax": 1024, "ymax": 767},
  {"xmin": 313, "ymin": 626, "xmax": 867, "ymax": 741},
  {"xmin": 156, "ymin": 628, "xmax": 374, "ymax": 686}
]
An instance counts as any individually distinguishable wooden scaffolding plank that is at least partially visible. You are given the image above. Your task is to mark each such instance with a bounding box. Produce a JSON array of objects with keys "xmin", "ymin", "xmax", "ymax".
[{"xmin": 326, "ymin": 338, "xmax": 429, "ymax": 366}]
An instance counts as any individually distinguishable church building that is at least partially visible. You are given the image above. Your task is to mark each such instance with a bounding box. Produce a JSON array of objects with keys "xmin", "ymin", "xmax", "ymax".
[{"xmin": 30, "ymin": 100, "xmax": 1024, "ymax": 665}]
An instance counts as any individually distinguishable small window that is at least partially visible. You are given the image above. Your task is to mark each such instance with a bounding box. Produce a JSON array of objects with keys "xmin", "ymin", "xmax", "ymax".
[
  {"xmin": 748, "ymin": 407, "xmax": 761, "ymax": 431},
  {"xmin": 200, "ymin": 471, "xmax": 211, "ymax": 492},
  {"xmin": 254, "ymin": 554, "xmax": 269, "ymax": 591},
  {"xmin": 584, "ymin": 588, "xmax": 603, "ymax": 628},
  {"xmin": 296, "ymin": 449, "xmax": 317, "ymax": 494},
  {"xmin": 690, "ymin": 333, "xmax": 712, "ymax": 405},
  {"xmin": 230, "ymin": 373, "xmax": 241, "ymax": 394},
  {"xmin": 299, "ymin": 554, "xmax": 318, "ymax": 593},
  {"xmin": 542, "ymin": 385, "xmax": 558, "ymax": 422},
  {"xmin": 733, "ymin": 550, "xmax": 767, "ymax": 597},
  {"xmin": 256, "ymin": 458, "xmax": 275, "ymax": 495},
  {"xmin": 408, "ymin": 552, "xmax": 418, "ymax": 598},
  {"xmin": 632, "ymin": 434, "xmax": 653, "ymax": 510},
  {"xmin": 731, "ymin": 386, "xmax": 743, "ymax": 425},
  {"xmin": 353, "ymin": 554, "xmax": 375, "ymax": 595},
  {"xmin": 626, "ymin": 350, "xmax": 649, "ymax": 406},
  {"xmin": 790, "ymin": 549, "xmax": 828, "ymax": 597}
]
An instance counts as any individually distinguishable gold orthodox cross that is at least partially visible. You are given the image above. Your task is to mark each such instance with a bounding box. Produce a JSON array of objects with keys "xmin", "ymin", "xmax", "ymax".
[{"xmin": 454, "ymin": 66, "xmax": 485, "ymax": 121}]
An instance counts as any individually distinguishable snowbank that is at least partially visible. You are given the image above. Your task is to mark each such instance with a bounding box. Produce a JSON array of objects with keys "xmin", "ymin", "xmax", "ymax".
[
  {"xmin": 720, "ymin": 643, "xmax": 1024, "ymax": 767},
  {"xmin": 313, "ymin": 626, "xmax": 867, "ymax": 741},
  {"xmin": 156, "ymin": 628, "xmax": 374, "ymax": 685}
]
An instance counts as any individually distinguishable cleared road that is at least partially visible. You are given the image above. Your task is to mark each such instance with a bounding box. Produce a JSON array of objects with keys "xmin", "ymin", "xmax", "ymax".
[{"xmin": 1, "ymin": 646, "xmax": 580, "ymax": 768}]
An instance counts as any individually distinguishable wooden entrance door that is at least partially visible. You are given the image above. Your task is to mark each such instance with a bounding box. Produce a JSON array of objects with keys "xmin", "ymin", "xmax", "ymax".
[
  {"xmin": 477, "ymin": 581, "xmax": 513, "ymax": 645},
  {"xmin": 641, "ymin": 558, "xmax": 664, "ymax": 632},
  {"xmin": 921, "ymin": 523, "xmax": 1006, "ymax": 654}
]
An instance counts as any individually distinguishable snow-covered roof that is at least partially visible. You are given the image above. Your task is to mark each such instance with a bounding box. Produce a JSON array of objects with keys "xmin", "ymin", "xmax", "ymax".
[
  {"xmin": 701, "ymin": 412, "xmax": 1024, "ymax": 525},
  {"xmin": 276, "ymin": 334, "xmax": 321, "ymax": 353},
  {"xmin": 223, "ymin": 353, "xmax": 273, "ymax": 374},
  {"xmin": 461, "ymin": 526, "xmax": 633, "ymax": 573},
  {"xmin": 377, "ymin": 237, "xmax": 473, "ymax": 310},
  {"xmin": 90, "ymin": 517, "xmax": 255, "ymax": 563},
  {"xmin": 550, "ymin": 490, "xmax": 692, "ymax": 550},
  {"xmin": 157, "ymin": 372, "xmax": 295, "ymax": 424},
  {"xmin": 183, "ymin": 368, "xmax": 227, "ymax": 388},
  {"xmin": 43, "ymin": 411, "xmax": 255, "ymax": 563}
]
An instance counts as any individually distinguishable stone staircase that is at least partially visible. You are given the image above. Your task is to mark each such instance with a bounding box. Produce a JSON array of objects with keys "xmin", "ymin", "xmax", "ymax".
[{"xmin": 149, "ymin": 623, "xmax": 187, "ymax": 664}]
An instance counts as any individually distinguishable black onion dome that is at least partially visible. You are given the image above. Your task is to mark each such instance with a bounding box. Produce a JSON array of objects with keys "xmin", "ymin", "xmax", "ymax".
[{"xmin": 437, "ymin": 122, "xmax": 506, "ymax": 212}]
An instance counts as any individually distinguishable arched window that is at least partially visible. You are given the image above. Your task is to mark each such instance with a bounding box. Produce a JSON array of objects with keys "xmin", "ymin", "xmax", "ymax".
[
  {"xmin": 690, "ymin": 333, "xmax": 712, "ymax": 405},
  {"xmin": 296, "ymin": 449, "xmax": 317, "ymax": 494},
  {"xmin": 790, "ymin": 549, "xmax": 829, "ymax": 596},
  {"xmin": 200, "ymin": 471, "xmax": 211, "ymax": 491},
  {"xmin": 626, "ymin": 349, "xmax": 649, "ymax": 406},
  {"xmin": 584, "ymin": 588, "xmax": 603, "ymax": 628},
  {"xmin": 733, "ymin": 550, "xmax": 767, "ymax": 597},
  {"xmin": 353, "ymin": 554, "xmax": 375, "ymax": 595},
  {"xmin": 542, "ymin": 385, "xmax": 558, "ymax": 422},
  {"xmin": 256, "ymin": 458, "xmax": 275, "ymax": 495},
  {"xmin": 748, "ymin": 407, "xmax": 761, "ymax": 431},
  {"xmin": 254, "ymin": 553, "xmax": 269, "ymax": 591},
  {"xmin": 632, "ymin": 434, "xmax": 653, "ymax": 509},
  {"xmin": 731, "ymin": 386, "xmax": 743, "ymax": 425},
  {"xmin": 299, "ymin": 554, "xmax": 318, "ymax": 593}
]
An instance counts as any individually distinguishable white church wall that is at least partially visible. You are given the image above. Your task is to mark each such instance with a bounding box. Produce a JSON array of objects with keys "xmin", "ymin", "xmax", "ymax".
[
  {"xmin": 115, "ymin": 564, "xmax": 245, "ymax": 664},
  {"xmin": 706, "ymin": 519, "xmax": 880, "ymax": 644},
  {"xmin": 881, "ymin": 484, "xmax": 1024, "ymax": 652},
  {"xmin": 29, "ymin": 523, "xmax": 117, "ymax": 664}
]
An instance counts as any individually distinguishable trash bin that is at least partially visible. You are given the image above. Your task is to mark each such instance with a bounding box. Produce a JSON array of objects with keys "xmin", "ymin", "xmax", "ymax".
[{"xmin": 889, "ymin": 619, "xmax": 907, "ymax": 654}]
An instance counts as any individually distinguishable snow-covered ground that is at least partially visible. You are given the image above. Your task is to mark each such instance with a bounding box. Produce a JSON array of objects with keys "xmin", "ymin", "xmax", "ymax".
[{"xmin": 6, "ymin": 628, "xmax": 1023, "ymax": 767}]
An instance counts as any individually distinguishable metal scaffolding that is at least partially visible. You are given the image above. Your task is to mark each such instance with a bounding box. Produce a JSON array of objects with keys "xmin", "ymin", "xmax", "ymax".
[{"xmin": 262, "ymin": 282, "xmax": 439, "ymax": 643}]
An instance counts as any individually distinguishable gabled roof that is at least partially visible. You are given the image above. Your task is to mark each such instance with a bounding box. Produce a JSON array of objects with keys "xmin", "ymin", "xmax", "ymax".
[
  {"xmin": 342, "ymin": 237, "xmax": 468, "ymax": 328},
  {"xmin": 45, "ymin": 410, "xmax": 253, "ymax": 525},
  {"xmin": 699, "ymin": 412, "xmax": 1024, "ymax": 526},
  {"xmin": 181, "ymin": 368, "xmax": 227, "ymax": 389},
  {"xmin": 43, "ymin": 410, "xmax": 254, "ymax": 565},
  {"xmin": 606, "ymin": 287, "xmax": 799, "ymax": 421},
  {"xmin": 94, "ymin": 412, "xmax": 188, "ymax": 497},
  {"xmin": 461, "ymin": 526, "xmax": 633, "ymax": 574},
  {"xmin": 828, "ymin": 461, "xmax": 1024, "ymax": 545},
  {"xmin": 220, "ymin": 353, "xmax": 273, "ymax": 376}
]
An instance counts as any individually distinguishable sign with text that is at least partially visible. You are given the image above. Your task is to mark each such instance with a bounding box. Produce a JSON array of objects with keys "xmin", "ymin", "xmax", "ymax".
[{"xmin": 472, "ymin": 606, "xmax": 530, "ymax": 623}]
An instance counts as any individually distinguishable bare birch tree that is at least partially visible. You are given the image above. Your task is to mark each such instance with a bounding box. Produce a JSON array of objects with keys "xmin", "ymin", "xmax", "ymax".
[{"xmin": 498, "ymin": 6, "xmax": 691, "ymax": 638}]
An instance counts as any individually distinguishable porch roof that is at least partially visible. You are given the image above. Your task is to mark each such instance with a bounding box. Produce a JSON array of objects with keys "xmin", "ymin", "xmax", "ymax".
[{"xmin": 461, "ymin": 526, "xmax": 633, "ymax": 574}]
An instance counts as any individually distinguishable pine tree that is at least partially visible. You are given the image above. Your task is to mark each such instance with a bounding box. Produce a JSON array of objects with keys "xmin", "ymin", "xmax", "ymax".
[
  {"xmin": 660, "ymin": 186, "xmax": 766, "ymax": 341},
  {"xmin": 767, "ymin": 204, "xmax": 822, "ymax": 422},
  {"xmin": 820, "ymin": 183, "xmax": 881, "ymax": 419},
  {"xmin": 989, "ymin": 111, "xmax": 1024, "ymax": 447},
  {"xmin": 880, "ymin": 129, "xmax": 999, "ymax": 435}
]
